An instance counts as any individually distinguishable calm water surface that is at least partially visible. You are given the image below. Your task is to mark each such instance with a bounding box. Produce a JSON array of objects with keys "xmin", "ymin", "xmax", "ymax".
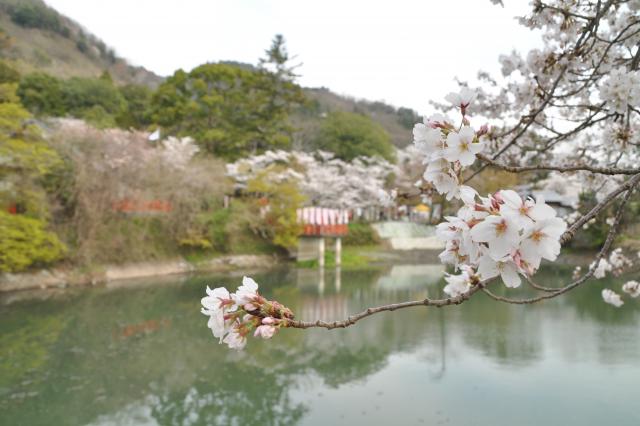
[{"xmin": 1, "ymin": 263, "xmax": 639, "ymax": 426}]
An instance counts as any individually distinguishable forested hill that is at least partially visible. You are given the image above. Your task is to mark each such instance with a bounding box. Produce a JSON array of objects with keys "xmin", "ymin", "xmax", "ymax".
[
  {"xmin": 0, "ymin": 0, "xmax": 418, "ymax": 147},
  {"xmin": 0, "ymin": 0, "xmax": 162, "ymax": 87}
]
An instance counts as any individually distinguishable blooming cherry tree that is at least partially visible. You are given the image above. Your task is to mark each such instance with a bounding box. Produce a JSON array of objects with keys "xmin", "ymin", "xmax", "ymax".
[{"xmin": 203, "ymin": 0, "xmax": 640, "ymax": 349}]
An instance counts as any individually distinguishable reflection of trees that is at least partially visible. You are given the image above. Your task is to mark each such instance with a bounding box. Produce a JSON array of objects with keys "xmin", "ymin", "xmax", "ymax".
[{"xmin": 2, "ymin": 265, "xmax": 640, "ymax": 425}]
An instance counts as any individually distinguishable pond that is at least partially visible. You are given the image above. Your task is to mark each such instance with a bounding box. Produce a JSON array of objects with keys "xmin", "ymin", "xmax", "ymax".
[{"xmin": 1, "ymin": 263, "xmax": 639, "ymax": 426}]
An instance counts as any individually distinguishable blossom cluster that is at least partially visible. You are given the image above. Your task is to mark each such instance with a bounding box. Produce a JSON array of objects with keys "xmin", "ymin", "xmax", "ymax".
[
  {"xmin": 414, "ymin": 89, "xmax": 567, "ymax": 294},
  {"xmin": 201, "ymin": 276, "xmax": 293, "ymax": 349},
  {"xmin": 599, "ymin": 67, "xmax": 640, "ymax": 115},
  {"xmin": 596, "ymin": 249, "xmax": 640, "ymax": 308},
  {"xmin": 226, "ymin": 150, "xmax": 395, "ymax": 209},
  {"xmin": 603, "ymin": 281, "xmax": 640, "ymax": 308}
]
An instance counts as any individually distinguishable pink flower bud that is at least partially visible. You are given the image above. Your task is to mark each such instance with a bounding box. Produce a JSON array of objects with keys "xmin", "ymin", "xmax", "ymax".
[
  {"xmin": 477, "ymin": 124, "xmax": 489, "ymax": 136},
  {"xmin": 244, "ymin": 303, "xmax": 257, "ymax": 311},
  {"xmin": 254, "ymin": 325, "xmax": 276, "ymax": 339},
  {"xmin": 262, "ymin": 317, "xmax": 277, "ymax": 325}
]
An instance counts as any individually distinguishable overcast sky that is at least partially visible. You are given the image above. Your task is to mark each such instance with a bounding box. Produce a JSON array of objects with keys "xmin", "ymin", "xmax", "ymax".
[{"xmin": 44, "ymin": 0, "xmax": 541, "ymax": 114}]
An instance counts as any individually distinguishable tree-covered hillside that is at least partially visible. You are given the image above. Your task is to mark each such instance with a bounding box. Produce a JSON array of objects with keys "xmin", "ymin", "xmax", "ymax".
[
  {"xmin": 0, "ymin": 0, "xmax": 418, "ymax": 148},
  {"xmin": 0, "ymin": 0, "xmax": 162, "ymax": 87}
]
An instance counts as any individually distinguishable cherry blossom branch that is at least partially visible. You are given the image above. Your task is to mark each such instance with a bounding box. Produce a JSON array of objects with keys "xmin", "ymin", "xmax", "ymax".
[
  {"xmin": 284, "ymin": 281, "xmax": 489, "ymax": 330},
  {"xmin": 286, "ymin": 174, "xmax": 640, "ymax": 329},
  {"xmin": 476, "ymin": 154, "xmax": 640, "ymax": 176},
  {"xmin": 481, "ymin": 183, "xmax": 635, "ymax": 305},
  {"xmin": 560, "ymin": 172, "xmax": 640, "ymax": 244}
]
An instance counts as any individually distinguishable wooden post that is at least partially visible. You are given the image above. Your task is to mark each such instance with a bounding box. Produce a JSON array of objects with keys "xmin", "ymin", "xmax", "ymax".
[
  {"xmin": 318, "ymin": 266, "xmax": 325, "ymax": 294},
  {"xmin": 335, "ymin": 237, "xmax": 342, "ymax": 267},
  {"xmin": 318, "ymin": 238, "xmax": 325, "ymax": 268}
]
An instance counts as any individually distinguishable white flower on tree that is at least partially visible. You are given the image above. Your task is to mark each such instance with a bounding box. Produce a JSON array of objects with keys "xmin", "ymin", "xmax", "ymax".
[
  {"xmin": 470, "ymin": 215, "xmax": 522, "ymax": 261},
  {"xmin": 203, "ymin": 1, "xmax": 640, "ymax": 346},
  {"xmin": 477, "ymin": 253, "xmax": 521, "ymax": 288},
  {"xmin": 445, "ymin": 126, "xmax": 485, "ymax": 167},
  {"xmin": 227, "ymin": 151, "xmax": 395, "ymax": 209},
  {"xmin": 622, "ymin": 281, "xmax": 640, "ymax": 298},
  {"xmin": 201, "ymin": 286, "xmax": 236, "ymax": 342},
  {"xmin": 201, "ymin": 277, "xmax": 294, "ymax": 349},
  {"xmin": 599, "ymin": 67, "xmax": 640, "ymax": 115},
  {"xmin": 444, "ymin": 87, "xmax": 477, "ymax": 115},
  {"xmin": 519, "ymin": 218, "xmax": 567, "ymax": 270},
  {"xmin": 602, "ymin": 289, "xmax": 624, "ymax": 308}
]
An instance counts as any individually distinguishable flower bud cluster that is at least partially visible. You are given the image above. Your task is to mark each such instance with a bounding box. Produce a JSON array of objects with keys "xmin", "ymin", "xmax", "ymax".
[{"xmin": 201, "ymin": 276, "xmax": 293, "ymax": 349}]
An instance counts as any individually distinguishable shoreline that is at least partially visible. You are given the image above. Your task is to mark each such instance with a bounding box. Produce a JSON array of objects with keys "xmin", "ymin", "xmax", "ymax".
[
  {"xmin": 0, "ymin": 248, "xmax": 598, "ymax": 295},
  {"xmin": 0, "ymin": 254, "xmax": 282, "ymax": 293}
]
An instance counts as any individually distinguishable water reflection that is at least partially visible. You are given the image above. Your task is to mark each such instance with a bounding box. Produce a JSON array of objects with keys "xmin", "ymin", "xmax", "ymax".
[{"xmin": 1, "ymin": 264, "xmax": 639, "ymax": 425}]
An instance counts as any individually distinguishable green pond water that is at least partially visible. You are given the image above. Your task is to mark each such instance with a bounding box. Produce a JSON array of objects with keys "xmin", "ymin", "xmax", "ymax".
[{"xmin": 0, "ymin": 263, "xmax": 639, "ymax": 426}]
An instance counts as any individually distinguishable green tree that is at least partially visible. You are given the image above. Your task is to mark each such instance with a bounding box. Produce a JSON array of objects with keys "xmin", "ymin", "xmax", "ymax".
[
  {"xmin": 61, "ymin": 76, "xmax": 126, "ymax": 118},
  {"xmin": 116, "ymin": 84, "xmax": 152, "ymax": 129},
  {"xmin": 257, "ymin": 34, "xmax": 306, "ymax": 147},
  {"xmin": 150, "ymin": 36, "xmax": 304, "ymax": 159},
  {"xmin": 0, "ymin": 212, "xmax": 66, "ymax": 272},
  {"xmin": 9, "ymin": 3, "xmax": 68, "ymax": 36},
  {"xmin": 17, "ymin": 73, "xmax": 65, "ymax": 116},
  {"xmin": 151, "ymin": 63, "xmax": 294, "ymax": 159},
  {"xmin": 0, "ymin": 83, "xmax": 65, "ymax": 271},
  {"xmin": 313, "ymin": 111, "xmax": 395, "ymax": 161},
  {"xmin": 247, "ymin": 168, "xmax": 305, "ymax": 250},
  {"xmin": 0, "ymin": 60, "xmax": 20, "ymax": 84}
]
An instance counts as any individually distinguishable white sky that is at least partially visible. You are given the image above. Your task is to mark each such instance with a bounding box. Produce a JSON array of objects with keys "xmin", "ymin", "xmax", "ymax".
[{"xmin": 44, "ymin": 0, "xmax": 541, "ymax": 114}]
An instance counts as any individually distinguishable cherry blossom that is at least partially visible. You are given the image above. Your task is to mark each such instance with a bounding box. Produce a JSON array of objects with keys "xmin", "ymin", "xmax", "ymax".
[
  {"xmin": 223, "ymin": 330, "xmax": 248, "ymax": 350},
  {"xmin": 499, "ymin": 191, "xmax": 557, "ymax": 229},
  {"xmin": 201, "ymin": 276, "xmax": 293, "ymax": 349},
  {"xmin": 227, "ymin": 150, "xmax": 396, "ymax": 209},
  {"xmin": 602, "ymin": 289, "xmax": 624, "ymax": 308},
  {"xmin": 477, "ymin": 253, "xmax": 521, "ymax": 288},
  {"xmin": 599, "ymin": 67, "xmax": 640, "ymax": 115},
  {"xmin": 254, "ymin": 325, "xmax": 277, "ymax": 339},
  {"xmin": 470, "ymin": 215, "xmax": 521, "ymax": 260},
  {"xmin": 233, "ymin": 276, "xmax": 260, "ymax": 306},
  {"xmin": 444, "ymin": 126, "xmax": 484, "ymax": 167},
  {"xmin": 443, "ymin": 268, "xmax": 473, "ymax": 297},
  {"xmin": 444, "ymin": 87, "xmax": 476, "ymax": 114},
  {"xmin": 622, "ymin": 281, "xmax": 640, "ymax": 298},
  {"xmin": 519, "ymin": 218, "xmax": 567, "ymax": 270}
]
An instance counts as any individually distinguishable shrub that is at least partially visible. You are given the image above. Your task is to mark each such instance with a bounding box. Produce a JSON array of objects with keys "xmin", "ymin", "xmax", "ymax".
[
  {"xmin": 343, "ymin": 222, "xmax": 381, "ymax": 246},
  {"xmin": 17, "ymin": 73, "xmax": 65, "ymax": 116},
  {"xmin": 209, "ymin": 208, "xmax": 232, "ymax": 253},
  {"xmin": 246, "ymin": 168, "xmax": 305, "ymax": 250},
  {"xmin": 0, "ymin": 60, "xmax": 20, "ymax": 84},
  {"xmin": 0, "ymin": 212, "xmax": 66, "ymax": 272}
]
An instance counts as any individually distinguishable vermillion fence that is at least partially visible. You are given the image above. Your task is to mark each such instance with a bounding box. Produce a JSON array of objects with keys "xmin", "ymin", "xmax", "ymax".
[{"xmin": 297, "ymin": 207, "xmax": 349, "ymax": 237}]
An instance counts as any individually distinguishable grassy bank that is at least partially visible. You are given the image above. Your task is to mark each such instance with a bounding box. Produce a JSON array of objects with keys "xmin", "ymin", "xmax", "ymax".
[{"xmin": 296, "ymin": 244, "xmax": 381, "ymax": 269}]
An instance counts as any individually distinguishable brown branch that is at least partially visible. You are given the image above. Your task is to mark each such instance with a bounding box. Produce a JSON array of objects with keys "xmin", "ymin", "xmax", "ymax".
[
  {"xmin": 476, "ymin": 153, "xmax": 640, "ymax": 176},
  {"xmin": 560, "ymin": 172, "xmax": 640, "ymax": 244},
  {"xmin": 285, "ymin": 282, "xmax": 488, "ymax": 330}
]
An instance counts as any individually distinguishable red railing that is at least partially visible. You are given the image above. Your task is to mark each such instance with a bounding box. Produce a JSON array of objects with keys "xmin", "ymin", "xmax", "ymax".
[{"xmin": 112, "ymin": 199, "xmax": 173, "ymax": 213}]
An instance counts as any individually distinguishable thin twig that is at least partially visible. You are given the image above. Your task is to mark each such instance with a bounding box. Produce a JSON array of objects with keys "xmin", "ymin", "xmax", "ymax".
[
  {"xmin": 476, "ymin": 154, "xmax": 640, "ymax": 176},
  {"xmin": 285, "ymin": 281, "xmax": 488, "ymax": 329}
]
